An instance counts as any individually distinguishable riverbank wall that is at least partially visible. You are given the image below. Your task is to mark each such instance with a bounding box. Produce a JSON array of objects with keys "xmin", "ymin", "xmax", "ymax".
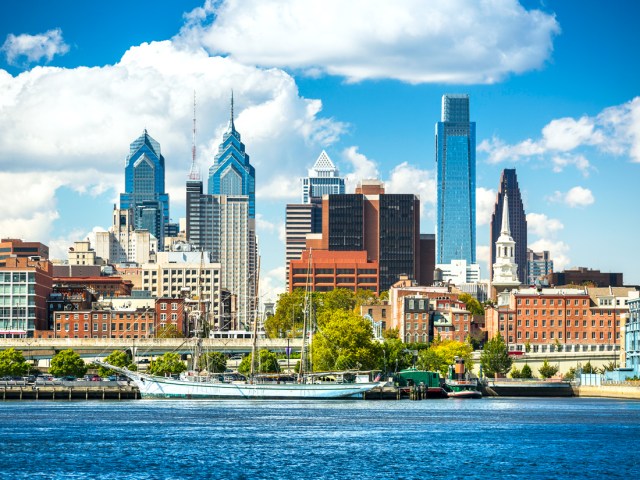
[
  {"xmin": 1, "ymin": 385, "xmax": 139, "ymax": 400},
  {"xmin": 573, "ymin": 384, "xmax": 640, "ymax": 400}
]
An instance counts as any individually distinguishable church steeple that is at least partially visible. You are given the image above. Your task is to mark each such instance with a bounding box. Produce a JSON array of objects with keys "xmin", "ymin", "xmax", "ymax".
[
  {"xmin": 501, "ymin": 192, "xmax": 511, "ymax": 236},
  {"xmin": 492, "ymin": 192, "xmax": 520, "ymax": 300}
]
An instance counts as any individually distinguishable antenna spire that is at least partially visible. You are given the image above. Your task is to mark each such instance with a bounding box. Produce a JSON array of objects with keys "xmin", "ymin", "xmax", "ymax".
[
  {"xmin": 188, "ymin": 90, "xmax": 200, "ymax": 181},
  {"xmin": 229, "ymin": 89, "xmax": 236, "ymax": 132}
]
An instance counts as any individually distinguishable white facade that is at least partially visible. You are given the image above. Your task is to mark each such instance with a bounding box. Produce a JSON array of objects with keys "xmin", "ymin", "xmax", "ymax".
[
  {"xmin": 436, "ymin": 260, "xmax": 481, "ymax": 285},
  {"xmin": 68, "ymin": 240, "xmax": 98, "ymax": 266},
  {"xmin": 492, "ymin": 193, "xmax": 521, "ymax": 298},
  {"xmin": 96, "ymin": 208, "xmax": 158, "ymax": 265}
]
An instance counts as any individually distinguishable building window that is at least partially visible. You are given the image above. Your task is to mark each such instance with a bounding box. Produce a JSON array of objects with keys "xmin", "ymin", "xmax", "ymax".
[
  {"xmin": 161, "ymin": 303, "xmax": 167, "ymax": 310},
  {"xmin": 84, "ymin": 323, "xmax": 89, "ymax": 331}
]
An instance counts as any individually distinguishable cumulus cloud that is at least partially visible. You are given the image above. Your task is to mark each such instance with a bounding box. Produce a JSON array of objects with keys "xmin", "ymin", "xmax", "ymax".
[
  {"xmin": 548, "ymin": 186, "xmax": 595, "ymax": 208},
  {"xmin": 480, "ymin": 97, "xmax": 640, "ymax": 168},
  {"xmin": 385, "ymin": 162, "xmax": 437, "ymax": 218},
  {"xmin": 527, "ymin": 213, "xmax": 564, "ymax": 237},
  {"xmin": 259, "ymin": 265, "xmax": 287, "ymax": 302},
  {"xmin": 476, "ymin": 245, "xmax": 490, "ymax": 279},
  {"xmin": 180, "ymin": 0, "xmax": 559, "ymax": 84},
  {"xmin": 0, "ymin": 41, "xmax": 345, "ymax": 247},
  {"xmin": 342, "ymin": 146, "xmax": 380, "ymax": 193},
  {"xmin": 2, "ymin": 28, "xmax": 70, "ymax": 65},
  {"xmin": 476, "ymin": 187, "xmax": 496, "ymax": 226}
]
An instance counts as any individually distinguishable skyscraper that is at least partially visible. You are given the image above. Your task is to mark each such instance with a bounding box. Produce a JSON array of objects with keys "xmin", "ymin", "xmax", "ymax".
[
  {"xmin": 285, "ymin": 150, "xmax": 344, "ymax": 287},
  {"xmin": 207, "ymin": 94, "xmax": 256, "ymax": 218},
  {"xmin": 119, "ymin": 130, "xmax": 169, "ymax": 249},
  {"xmin": 301, "ymin": 150, "xmax": 345, "ymax": 203},
  {"xmin": 435, "ymin": 94, "xmax": 476, "ymax": 264},
  {"xmin": 490, "ymin": 169, "xmax": 527, "ymax": 284}
]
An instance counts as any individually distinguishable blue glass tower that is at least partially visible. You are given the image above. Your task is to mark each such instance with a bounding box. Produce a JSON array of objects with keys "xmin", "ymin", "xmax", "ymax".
[
  {"xmin": 119, "ymin": 129, "xmax": 169, "ymax": 249},
  {"xmin": 208, "ymin": 94, "xmax": 256, "ymax": 218},
  {"xmin": 436, "ymin": 94, "xmax": 476, "ymax": 264}
]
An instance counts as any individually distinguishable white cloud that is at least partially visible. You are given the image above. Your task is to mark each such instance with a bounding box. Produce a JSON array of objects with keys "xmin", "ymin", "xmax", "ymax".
[
  {"xmin": 0, "ymin": 41, "xmax": 345, "ymax": 249},
  {"xmin": 255, "ymin": 213, "xmax": 276, "ymax": 234},
  {"xmin": 481, "ymin": 97, "xmax": 640, "ymax": 167},
  {"xmin": 2, "ymin": 29, "xmax": 70, "ymax": 65},
  {"xmin": 385, "ymin": 162, "xmax": 436, "ymax": 218},
  {"xmin": 342, "ymin": 146, "xmax": 380, "ymax": 193},
  {"xmin": 529, "ymin": 238, "xmax": 570, "ymax": 272},
  {"xmin": 476, "ymin": 187, "xmax": 496, "ymax": 226},
  {"xmin": 256, "ymin": 176, "xmax": 301, "ymax": 201},
  {"xmin": 527, "ymin": 213, "xmax": 564, "ymax": 237},
  {"xmin": 476, "ymin": 245, "xmax": 490, "ymax": 279},
  {"xmin": 180, "ymin": 0, "xmax": 559, "ymax": 84},
  {"xmin": 548, "ymin": 186, "xmax": 595, "ymax": 208},
  {"xmin": 259, "ymin": 265, "xmax": 287, "ymax": 302}
]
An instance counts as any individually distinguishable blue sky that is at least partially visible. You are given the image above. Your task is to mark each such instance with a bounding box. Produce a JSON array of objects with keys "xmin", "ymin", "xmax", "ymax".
[{"xmin": 1, "ymin": 0, "xmax": 639, "ymax": 300}]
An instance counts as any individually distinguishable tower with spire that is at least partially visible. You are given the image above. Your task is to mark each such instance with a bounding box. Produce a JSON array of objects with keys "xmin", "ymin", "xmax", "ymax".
[
  {"xmin": 492, "ymin": 192, "xmax": 521, "ymax": 302},
  {"xmin": 119, "ymin": 129, "xmax": 169, "ymax": 249},
  {"xmin": 207, "ymin": 92, "xmax": 256, "ymax": 218}
]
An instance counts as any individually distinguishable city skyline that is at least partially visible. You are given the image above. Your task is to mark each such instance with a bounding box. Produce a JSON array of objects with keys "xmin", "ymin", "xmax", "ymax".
[{"xmin": 1, "ymin": 1, "xmax": 639, "ymax": 299}]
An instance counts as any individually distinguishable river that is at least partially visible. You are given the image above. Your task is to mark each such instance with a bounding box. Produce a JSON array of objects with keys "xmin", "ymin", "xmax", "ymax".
[{"xmin": 0, "ymin": 397, "xmax": 638, "ymax": 479}]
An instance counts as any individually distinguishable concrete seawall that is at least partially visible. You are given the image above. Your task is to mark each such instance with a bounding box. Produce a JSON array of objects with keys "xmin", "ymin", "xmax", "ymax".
[
  {"xmin": 574, "ymin": 385, "xmax": 640, "ymax": 400},
  {"xmin": 1, "ymin": 385, "xmax": 139, "ymax": 400}
]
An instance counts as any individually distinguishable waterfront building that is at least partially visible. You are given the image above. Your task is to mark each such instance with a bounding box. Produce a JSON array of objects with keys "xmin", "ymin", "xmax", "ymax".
[
  {"xmin": 547, "ymin": 267, "xmax": 623, "ymax": 288},
  {"xmin": 119, "ymin": 130, "xmax": 170, "ymax": 249},
  {"xmin": 67, "ymin": 240, "xmax": 98, "ymax": 266},
  {"xmin": 95, "ymin": 207, "xmax": 158, "ymax": 265},
  {"xmin": 207, "ymin": 94, "xmax": 256, "ymax": 218},
  {"xmin": 401, "ymin": 295, "xmax": 435, "ymax": 344},
  {"xmin": 491, "ymin": 193, "xmax": 521, "ymax": 299},
  {"xmin": 625, "ymin": 297, "xmax": 640, "ymax": 376},
  {"xmin": 285, "ymin": 202, "xmax": 322, "ymax": 288},
  {"xmin": 526, "ymin": 249, "xmax": 553, "ymax": 286},
  {"xmin": 0, "ymin": 238, "xmax": 49, "ymax": 266},
  {"xmin": 301, "ymin": 150, "xmax": 345, "ymax": 203},
  {"xmin": 435, "ymin": 94, "xmax": 476, "ymax": 264},
  {"xmin": 54, "ymin": 306, "xmax": 156, "ymax": 339},
  {"xmin": 489, "ymin": 169, "xmax": 527, "ymax": 284},
  {"xmin": 0, "ymin": 257, "xmax": 52, "ymax": 337},
  {"xmin": 485, "ymin": 286, "xmax": 639, "ymax": 353}
]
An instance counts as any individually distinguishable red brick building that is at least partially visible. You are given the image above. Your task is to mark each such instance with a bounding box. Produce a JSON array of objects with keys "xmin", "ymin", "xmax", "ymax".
[
  {"xmin": 155, "ymin": 297, "xmax": 186, "ymax": 335},
  {"xmin": 53, "ymin": 276, "xmax": 133, "ymax": 298},
  {"xmin": 485, "ymin": 287, "xmax": 638, "ymax": 353},
  {"xmin": 289, "ymin": 250, "xmax": 379, "ymax": 294},
  {"xmin": 0, "ymin": 238, "xmax": 49, "ymax": 266}
]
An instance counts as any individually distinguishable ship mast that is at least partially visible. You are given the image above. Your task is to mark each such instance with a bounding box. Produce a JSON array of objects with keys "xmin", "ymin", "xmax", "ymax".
[{"xmin": 298, "ymin": 250, "xmax": 312, "ymax": 383}]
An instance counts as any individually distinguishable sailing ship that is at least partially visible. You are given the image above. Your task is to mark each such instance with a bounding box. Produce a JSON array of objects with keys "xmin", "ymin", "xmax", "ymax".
[{"xmin": 95, "ymin": 252, "xmax": 381, "ymax": 399}]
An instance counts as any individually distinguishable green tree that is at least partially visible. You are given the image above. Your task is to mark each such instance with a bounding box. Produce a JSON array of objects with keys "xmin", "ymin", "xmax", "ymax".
[
  {"xmin": 381, "ymin": 329, "xmax": 412, "ymax": 373},
  {"xmin": 238, "ymin": 349, "xmax": 280, "ymax": 376},
  {"xmin": 581, "ymin": 361, "xmax": 601, "ymax": 374},
  {"xmin": 155, "ymin": 324, "xmax": 184, "ymax": 338},
  {"xmin": 480, "ymin": 334, "xmax": 513, "ymax": 378},
  {"xmin": 148, "ymin": 352, "xmax": 186, "ymax": 376},
  {"xmin": 524, "ymin": 340, "xmax": 531, "ymax": 353},
  {"xmin": 458, "ymin": 293, "xmax": 484, "ymax": 315},
  {"xmin": 538, "ymin": 359, "xmax": 559, "ymax": 379},
  {"xmin": 318, "ymin": 288, "xmax": 356, "ymax": 315},
  {"xmin": 311, "ymin": 310, "xmax": 382, "ymax": 372},
  {"xmin": 416, "ymin": 340, "xmax": 474, "ymax": 377},
  {"xmin": 49, "ymin": 349, "xmax": 88, "ymax": 378},
  {"xmin": 264, "ymin": 289, "xmax": 308, "ymax": 338},
  {"xmin": 521, "ymin": 364, "xmax": 532, "ymax": 378},
  {"xmin": 98, "ymin": 350, "xmax": 137, "ymax": 377},
  {"xmin": 198, "ymin": 352, "xmax": 227, "ymax": 373},
  {"xmin": 510, "ymin": 366, "xmax": 521, "ymax": 378},
  {"xmin": 554, "ymin": 338, "xmax": 563, "ymax": 352},
  {"xmin": 0, "ymin": 348, "xmax": 30, "ymax": 377},
  {"xmin": 563, "ymin": 366, "xmax": 578, "ymax": 380},
  {"xmin": 602, "ymin": 361, "xmax": 617, "ymax": 372}
]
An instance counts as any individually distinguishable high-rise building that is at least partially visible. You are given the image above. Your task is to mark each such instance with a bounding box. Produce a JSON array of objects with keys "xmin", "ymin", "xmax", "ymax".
[
  {"xmin": 526, "ymin": 249, "xmax": 553, "ymax": 285},
  {"xmin": 301, "ymin": 150, "xmax": 345, "ymax": 203},
  {"xmin": 119, "ymin": 130, "xmax": 170, "ymax": 249},
  {"xmin": 207, "ymin": 94, "xmax": 256, "ymax": 218},
  {"xmin": 435, "ymin": 94, "xmax": 476, "ymax": 264},
  {"xmin": 285, "ymin": 151, "xmax": 343, "ymax": 287},
  {"xmin": 490, "ymin": 169, "xmax": 527, "ymax": 284},
  {"xmin": 0, "ymin": 239, "xmax": 49, "ymax": 266},
  {"xmin": 291, "ymin": 180, "xmax": 420, "ymax": 292},
  {"xmin": 95, "ymin": 207, "xmax": 158, "ymax": 265}
]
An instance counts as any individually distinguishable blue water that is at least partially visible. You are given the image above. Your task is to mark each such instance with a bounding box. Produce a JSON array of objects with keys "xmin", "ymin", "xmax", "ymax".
[{"xmin": 0, "ymin": 398, "xmax": 639, "ymax": 479}]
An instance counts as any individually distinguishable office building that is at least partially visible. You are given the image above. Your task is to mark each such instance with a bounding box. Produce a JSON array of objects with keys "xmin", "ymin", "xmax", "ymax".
[
  {"xmin": 547, "ymin": 267, "xmax": 623, "ymax": 288},
  {"xmin": 490, "ymin": 169, "xmax": 527, "ymax": 284},
  {"xmin": 526, "ymin": 249, "xmax": 553, "ymax": 285},
  {"xmin": 435, "ymin": 94, "xmax": 476, "ymax": 264},
  {"xmin": 95, "ymin": 207, "xmax": 158, "ymax": 265},
  {"xmin": 0, "ymin": 239, "xmax": 49, "ymax": 266},
  {"xmin": 207, "ymin": 94, "xmax": 256, "ymax": 218},
  {"xmin": 119, "ymin": 130, "xmax": 170, "ymax": 249},
  {"xmin": 301, "ymin": 150, "xmax": 345, "ymax": 203}
]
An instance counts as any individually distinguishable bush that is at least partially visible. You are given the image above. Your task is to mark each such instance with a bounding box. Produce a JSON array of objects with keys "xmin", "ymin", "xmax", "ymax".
[{"xmin": 520, "ymin": 364, "xmax": 532, "ymax": 378}]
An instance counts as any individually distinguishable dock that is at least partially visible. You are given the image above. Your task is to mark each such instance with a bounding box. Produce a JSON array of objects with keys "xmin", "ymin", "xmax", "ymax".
[{"xmin": 1, "ymin": 382, "xmax": 139, "ymax": 400}]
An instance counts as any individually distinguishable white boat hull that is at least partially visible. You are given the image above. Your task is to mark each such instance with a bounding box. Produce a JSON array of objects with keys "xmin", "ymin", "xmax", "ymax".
[{"xmin": 134, "ymin": 374, "xmax": 378, "ymax": 399}]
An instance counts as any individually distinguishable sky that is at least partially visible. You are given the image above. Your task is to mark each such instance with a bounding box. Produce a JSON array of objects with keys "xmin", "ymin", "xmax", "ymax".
[{"xmin": 1, "ymin": 0, "xmax": 639, "ymax": 302}]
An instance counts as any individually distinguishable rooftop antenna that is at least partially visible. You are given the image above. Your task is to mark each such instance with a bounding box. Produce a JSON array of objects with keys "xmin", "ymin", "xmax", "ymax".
[{"xmin": 188, "ymin": 90, "xmax": 200, "ymax": 181}]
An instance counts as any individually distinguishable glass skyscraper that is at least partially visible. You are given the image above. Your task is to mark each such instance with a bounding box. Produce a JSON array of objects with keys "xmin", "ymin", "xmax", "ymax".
[
  {"xmin": 435, "ymin": 94, "xmax": 476, "ymax": 264},
  {"xmin": 301, "ymin": 150, "xmax": 345, "ymax": 203},
  {"xmin": 119, "ymin": 129, "xmax": 169, "ymax": 249},
  {"xmin": 207, "ymin": 95, "xmax": 256, "ymax": 218}
]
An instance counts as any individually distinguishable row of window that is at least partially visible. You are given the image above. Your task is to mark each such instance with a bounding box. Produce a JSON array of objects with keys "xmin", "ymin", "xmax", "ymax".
[
  {"xmin": 502, "ymin": 329, "xmax": 617, "ymax": 340},
  {"xmin": 506, "ymin": 319, "xmax": 620, "ymax": 328}
]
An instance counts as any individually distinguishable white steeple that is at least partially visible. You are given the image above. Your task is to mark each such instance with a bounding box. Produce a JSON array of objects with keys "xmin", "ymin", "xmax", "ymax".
[{"xmin": 492, "ymin": 193, "xmax": 520, "ymax": 300}]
